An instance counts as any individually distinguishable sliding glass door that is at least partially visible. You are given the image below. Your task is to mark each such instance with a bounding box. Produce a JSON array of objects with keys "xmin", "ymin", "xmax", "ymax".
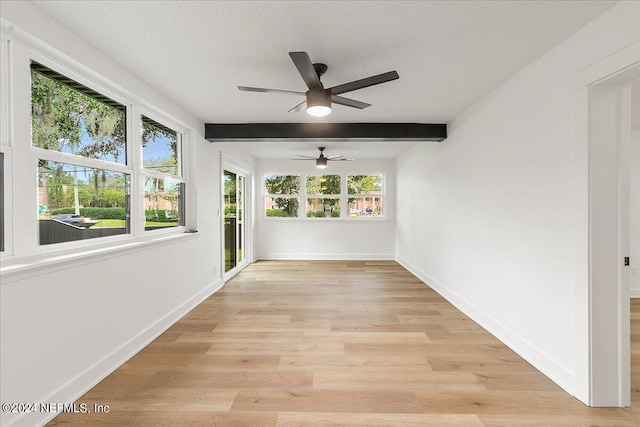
[{"xmin": 223, "ymin": 169, "xmax": 246, "ymax": 275}]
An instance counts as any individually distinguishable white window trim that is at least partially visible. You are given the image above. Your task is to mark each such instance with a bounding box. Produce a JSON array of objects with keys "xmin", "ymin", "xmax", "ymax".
[
  {"xmin": 139, "ymin": 110, "xmax": 188, "ymax": 234},
  {"xmin": 0, "ymin": 23, "xmax": 192, "ymax": 271},
  {"xmin": 0, "ymin": 35, "xmax": 13, "ymax": 257},
  {"xmin": 262, "ymin": 172, "xmax": 386, "ymax": 220},
  {"xmin": 263, "ymin": 173, "xmax": 302, "ymax": 219},
  {"xmin": 304, "ymin": 173, "xmax": 342, "ymax": 219}
]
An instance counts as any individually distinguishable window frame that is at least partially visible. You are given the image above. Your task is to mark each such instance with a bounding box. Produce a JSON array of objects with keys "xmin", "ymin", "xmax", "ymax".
[
  {"xmin": 261, "ymin": 172, "xmax": 385, "ymax": 221},
  {"xmin": 140, "ymin": 111, "xmax": 186, "ymax": 232},
  {"xmin": 304, "ymin": 174, "xmax": 342, "ymax": 219},
  {"xmin": 0, "ymin": 32, "xmax": 191, "ymax": 264},
  {"xmin": 0, "ymin": 35, "xmax": 12, "ymax": 255},
  {"xmin": 262, "ymin": 173, "xmax": 301, "ymax": 219},
  {"xmin": 347, "ymin": 174, "xmax": 385, "ymax": 220},
  {"xmin": 30, "ymin": 57, "xmax": 134, "ymax": 248}
]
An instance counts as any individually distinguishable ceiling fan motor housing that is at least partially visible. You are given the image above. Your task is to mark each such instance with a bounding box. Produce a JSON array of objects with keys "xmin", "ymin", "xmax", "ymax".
[
  {"xmin": 306, "ymin": 89, "xmax": 331, "ymax": 108},
  {"xmin": 316, "ymin": 156, "xmax": 328, "ymax": 168}
]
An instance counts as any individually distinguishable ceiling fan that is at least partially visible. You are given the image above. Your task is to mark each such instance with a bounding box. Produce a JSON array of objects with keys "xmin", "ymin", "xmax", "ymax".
[
  {"xmin": 292, "ymin": 147, "xmax": 353, "ymax": 169},
  {"xmin": 238, "ymin": 51, "xmax": 399, "ymax": 117}
]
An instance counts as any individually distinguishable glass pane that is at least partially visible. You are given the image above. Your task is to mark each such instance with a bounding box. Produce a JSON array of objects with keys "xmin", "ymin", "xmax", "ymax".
[
  {"xmin": 306, "ymin": 198, "xmax": 340, "ymax": 218},
  {"xmin": 144, "ymin": 176, "xmax": 183, "ymax": 230},
  {"xmin": 224, "ymin": 170, "xmax": 237, "ymax": 272},
  {"xmin": 141, "ymin": 116, "xmax": 180, "ymax": 176},
  {"xmin": 348, "ymin": 197, "xmax": 383, "ymax": 218},
  {"xmin": 31, "ymin": 63, "xmax": 126, "ymax": 164},
  {"xmin": 237, "ymin": 175, "xmax": 244, "ymax": 265},
  {"xmin": 224, "ymin": 172, "xmax": 246, "ymax": 273},
  {"xmin": 347, "ymin": 174, "xmax": 383, "ymax": 194},
  {"xmin": 265, "ymin": 197, "xmax": 299, "ymax": 217},
  {"xmin": 38, "ymin": 160, "xmax": 130, "ymax": 245},
  {"xmin": 264, "ymin": 174, "xmax": 299, "ymax": 194},
  {"xmin": 306, "ymin": 175, "xmax": 341, "ymax": 195}
]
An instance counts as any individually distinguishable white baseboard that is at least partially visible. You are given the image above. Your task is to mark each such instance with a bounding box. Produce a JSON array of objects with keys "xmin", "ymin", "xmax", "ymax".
[
  {"xmin": 630, "ymin": 289, "xmax": 640, "ymax": 298},
  {"xmin": 9, "ymin": 279, "xmax": 223, "ymax": 427},
  {"xmin": 256, "ymin": 253, "xmax": 394, "ymax": 261},
  {"xmin": 395, "ymin": 255, "xmax": 576, "ymax": 396}
]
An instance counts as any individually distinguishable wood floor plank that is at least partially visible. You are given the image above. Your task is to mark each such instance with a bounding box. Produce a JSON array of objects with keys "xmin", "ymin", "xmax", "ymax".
[
  {"xmin": 479, "ymin": 413, "xmax": 637, "ymax": 427},
  {"xmin": 276, "ymin": 412, "xmax": 484, "ymax": 426},
  {"xmin": 105, "ymin": 388, "xmax": 238, "ymax": 412},
  {"xmin": 46, "ymin": 261, "xmax": 640, "ymax": 425},
  {"xmin": 313, "ymin": 370, "xmax": 486, "ymax": 391},
  {"xmin": 278, "ymin": 354, "xmax": 433, "ymax": 371},
  {"xmin": 231, "ymin": 388, "xmax": 422, "ymax": 413},
  {"xmin": 415, "ymin": 390, "xmax": 613, "ymax": 415},
  {"xmin": 49, "ymin": 411, "xmax": 279, "ymax": 427},
  {"xmin": 303, "ymin": 331, "xmax": 431, "ymax": 345},
  {"xmin": 145, "ymin": 370, "xmax": 313, "ymax": 389}
]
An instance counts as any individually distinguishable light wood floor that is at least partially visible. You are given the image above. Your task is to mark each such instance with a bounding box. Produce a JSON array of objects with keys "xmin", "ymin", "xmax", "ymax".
[{"xmin": 49, "ymin": 261, "xmax": 640, "ymax": 426}]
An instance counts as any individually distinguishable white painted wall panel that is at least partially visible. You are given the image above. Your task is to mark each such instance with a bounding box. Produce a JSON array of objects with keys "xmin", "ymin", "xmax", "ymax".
[{"xmin": 255, "ymin": 158, "xmax": 395, "ymax": 260}]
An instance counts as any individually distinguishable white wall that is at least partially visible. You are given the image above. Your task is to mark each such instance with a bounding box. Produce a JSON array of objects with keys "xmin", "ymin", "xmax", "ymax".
[
  {"xmin": 256, "ymin": 158, "xmax": 395, "ymax": 260},
  {"xmin": 0, "ymin": 3, "xmax": 253, "ymax": 426},
  {"xmin": 631, "ymin": 83, "xmax": 640, "ymax": 296},
  {"xmin": 395, "ymin": 0, "xmax": 639, "ymax": 398}
]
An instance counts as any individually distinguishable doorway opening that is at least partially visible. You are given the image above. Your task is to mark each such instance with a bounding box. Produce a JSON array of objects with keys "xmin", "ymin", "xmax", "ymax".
[{"xmin": 585, "ymin": 66, "xmax": 639, "ymax": 407}]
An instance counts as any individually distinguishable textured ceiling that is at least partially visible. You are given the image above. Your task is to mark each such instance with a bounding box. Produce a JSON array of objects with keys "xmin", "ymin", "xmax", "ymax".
[{"xmin": 31, "ymin": 0, "xmax": 616, "ymax": 159}]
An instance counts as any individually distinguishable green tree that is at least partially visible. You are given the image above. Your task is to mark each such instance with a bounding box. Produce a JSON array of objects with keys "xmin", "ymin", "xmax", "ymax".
[
  {"xmin": 31, "ymin": 69, "xmax": 126, "ymax": 161},
  {"xmin": 347, "ymin": 175, "xmax": 381, "ymax": 194},
  {"xmin": 265, "ymin": 175, "xmax": 299, "ymax": 216},
  {"xmin": 39, "ymin": 163, "xmax": 74, "ymax": 209},
  {"xmin": 306, "ymin": 174, "xmax": 340, "ymax": 195},
  {"xmin": 142, "ymin": 118, "xmax": 179, "ymax": 175},
  {"xmin": 98, "ymin": 187, "xmax": 126, "ymax": 207}
]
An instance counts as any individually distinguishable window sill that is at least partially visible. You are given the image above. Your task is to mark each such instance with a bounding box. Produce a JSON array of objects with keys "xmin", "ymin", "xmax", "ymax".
[
  {"xmin": 258, "ymin": 217, "xmax": 390, "ymax": 222},
  {"xmin": 0, "ymin": 232, "xmax": 197, "ymax": 284}
]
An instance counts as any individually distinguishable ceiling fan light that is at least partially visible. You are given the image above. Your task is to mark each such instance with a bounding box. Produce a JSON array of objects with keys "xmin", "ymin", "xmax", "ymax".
[
  {"xmin": 307, "ymin": 105, "xmax": 331, "ymax": 117},
  {"xmin": 306, "ymin": 89, "xmax": 331, "ymax": 117},
  {"xmin": 316, "ymin": 157, "xmax": 328, "ymax": 168}
]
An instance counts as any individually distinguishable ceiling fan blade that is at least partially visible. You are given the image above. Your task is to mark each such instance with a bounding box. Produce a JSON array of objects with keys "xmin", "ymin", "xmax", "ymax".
[
  {"xmin": 291, "ymin": 158, "xmax": 314, "ymax": 161},
  {"xmin": 331, "ymin": 95, "xmax": 371, "ymax": 109},
  {"xmin": 328, "ymin": 71, "xmax": 399, "ymax": 95},
  {"xmin": 238, "ymin": 86, "xmax": 305, "ymax": 95},
  {"xmin": 289, "ymin": 51, "xmax": 323, "ymax": 91},
  {"xmin": 288, "ymin": 100, "xmax": 307, "ymax": 113},
  {"xmin": 326, "ymin": 154, "xmax": 345, "ymax": 159},
  {"xmin": 328, "ymin": 158, "xmax": 354, "ymax": 161},
  {"xmin": 295, "ymin": 154, "xmax": 317, "ymax": 159}
]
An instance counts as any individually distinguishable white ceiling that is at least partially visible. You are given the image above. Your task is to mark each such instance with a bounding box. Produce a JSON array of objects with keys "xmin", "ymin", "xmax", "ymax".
[{"xmin": 31, "ymin": 0, "xmax": 616, "ymax": 160}]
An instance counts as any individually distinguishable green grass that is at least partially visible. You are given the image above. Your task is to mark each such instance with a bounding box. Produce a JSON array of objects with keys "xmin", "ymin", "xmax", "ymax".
[
  {"xmin": 95, "ymin": 219, "xmax": 178, "ymax": 228},
  {"xmin": 95, "ymin": 219, "xmax": 125, "ymax": 227}
]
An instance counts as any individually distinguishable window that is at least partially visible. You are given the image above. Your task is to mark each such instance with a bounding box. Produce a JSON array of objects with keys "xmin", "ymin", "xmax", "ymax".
[
  {"xmin": 0, "ymin": 32, "xmax": 193, "ymax": 264},
  {"xmin": 262, "ymin": 173, "xmax": 384, "ymax": 220},
  {"xmin": 0, "ymin": 37, "xmax": 9, "ymax": 253},
  {"xmin": 37, "ymin": 161, "xmax": 130, "ymax": 245},
  {"xmin": 348, "ymin": 174, "xmax": 383, "ymax": 218},
  {"xmin": 264, "ymin": 174, "xmax": 300, "ymax": 217},
  {"xmin": 306, "ymin": 174, "xmax": 340, "ymax": 218},
  {"xmin": 28, "ymin": 61, "xmax": 187, "ymax": 247},
  {"xmin": 141, "ymin": 116, "xmax": 184, "ymax": 230},
  {"xmin": 31, "ymin": 62, "xmax": 127, "ymax": 164},
  {"xmin": 32, "ymin": 61, "xmax": 132, "ymax": 245}
]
